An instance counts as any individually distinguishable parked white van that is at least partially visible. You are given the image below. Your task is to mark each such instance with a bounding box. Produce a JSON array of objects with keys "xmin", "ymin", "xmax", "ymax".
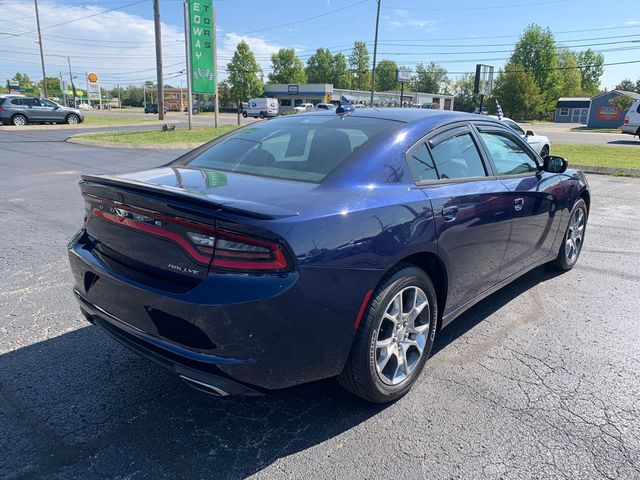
[
  {"xmin": 621, "ymin": 99, "xmax": 640, "ymax": 139},
  {"xmin": 243, "ymin": 98, "xmax": 279, "ymax": 119}
]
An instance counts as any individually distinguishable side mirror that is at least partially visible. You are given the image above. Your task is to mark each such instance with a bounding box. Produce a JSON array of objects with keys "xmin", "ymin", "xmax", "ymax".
[
  {"xmin": 525, "ymin": 130, "xmax": 535, "ymax": 137},
  {"xmin": 543, "ymin": 155, "xmax": 568, "ymax": 174},
  {"xmin": 336, "ymin": 103, "xmax": 355, "ymax": 118}
]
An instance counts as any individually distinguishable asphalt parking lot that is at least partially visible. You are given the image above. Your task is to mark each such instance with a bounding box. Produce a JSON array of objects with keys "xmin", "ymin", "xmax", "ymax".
[{"xmin": 1, "ymin": 129, "xmax": 639, "ymax": 479}]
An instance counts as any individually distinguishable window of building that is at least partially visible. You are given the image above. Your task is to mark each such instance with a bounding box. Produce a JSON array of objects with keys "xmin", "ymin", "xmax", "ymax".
[
  {"xmin": 279, "ymin": 99, "xmax": 291, "ymax": 107},
  {"xmin": 559, "ymin": 107, "xmax": 569, "ymax": 116}
]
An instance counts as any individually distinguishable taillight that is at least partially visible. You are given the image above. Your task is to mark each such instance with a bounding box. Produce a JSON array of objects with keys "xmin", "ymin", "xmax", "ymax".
[
  {"xmin": 624, "ymin": 116, "xmax": 630, "ymax": 124},
  {"xmin": 210, "ymin": 230, "xmax": 290, "ymax": 273}
]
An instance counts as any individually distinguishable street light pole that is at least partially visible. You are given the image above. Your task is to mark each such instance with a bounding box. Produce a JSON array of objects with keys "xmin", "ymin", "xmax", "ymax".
[
  {"xmin": 34, "ymin": 0, "xmax": 47, "ymax": 98},
  {"xmin": 369, "ymin": 0, "xmax": 381, "ymax": 107},
  {"xmin": 67, "ymin": 56, "xmax": 77, "ymax": 108}
]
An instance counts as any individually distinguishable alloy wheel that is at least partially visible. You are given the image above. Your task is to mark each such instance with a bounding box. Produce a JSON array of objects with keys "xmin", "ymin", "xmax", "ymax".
[
  {"xmin": 13, "ymin": 116, "xmax": 26, "ymax": 126},
  {"xmin": 565, "ymin": 207, "xmax": 585, "ymax": 263},
  {"xmin": 375, "ymin": 286, "xmax": 430, "ymax": 386},
  {"xmin": 67, "ymin": 115, "xmax": 79, "ymax": 125}
]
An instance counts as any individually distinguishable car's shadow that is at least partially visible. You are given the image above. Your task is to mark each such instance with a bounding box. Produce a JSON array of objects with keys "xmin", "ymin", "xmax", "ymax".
[
  {"xmin": 1, "ymin": 265, "xmax": 562, "ymax": 479},
  {"xmin": 607, "ymin": 139, "xmax": 640, "ymax": 146}
]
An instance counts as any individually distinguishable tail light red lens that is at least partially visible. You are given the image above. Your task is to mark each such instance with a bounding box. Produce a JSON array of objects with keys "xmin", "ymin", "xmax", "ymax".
[
  {"xmin": 210, "ymin": 230, "xmax": 290, "ymax": 273},
  {"xmin": 624, "ymin": 117, "xmax": 630, "ymax": 124}
]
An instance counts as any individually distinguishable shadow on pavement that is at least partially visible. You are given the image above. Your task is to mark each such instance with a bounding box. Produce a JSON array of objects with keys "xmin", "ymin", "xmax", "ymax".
[
  {"xmin": 607, "ymin": 139, "xmax": 640, "ymax": 146},
  {"xmin": 432, "ymin": 264, "xmax": 562, "ymax": 356},
  {"xmin": 1, "ymin": 265, "xmax": 562, "ymax": 479}
]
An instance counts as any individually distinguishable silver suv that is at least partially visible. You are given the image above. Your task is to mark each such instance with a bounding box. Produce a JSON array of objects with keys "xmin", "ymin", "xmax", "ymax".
[{"xmin": 0, "ymin": 95, "xmax": 84, "ymax": 126}]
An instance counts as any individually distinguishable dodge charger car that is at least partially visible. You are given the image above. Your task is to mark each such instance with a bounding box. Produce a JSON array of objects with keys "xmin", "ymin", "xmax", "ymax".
[{"xmin": 68, "ymin": 107, "xmax": 589, "ymax": 403}]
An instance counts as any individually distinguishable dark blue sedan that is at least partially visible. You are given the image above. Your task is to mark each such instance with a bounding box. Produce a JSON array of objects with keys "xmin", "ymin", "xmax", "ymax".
[{"xmin": 68, "ymin": 108, "xmax": 589, "ymax": 402}]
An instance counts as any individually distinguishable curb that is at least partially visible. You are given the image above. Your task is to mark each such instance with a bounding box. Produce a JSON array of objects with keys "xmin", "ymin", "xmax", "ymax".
[
  {"xmin": 66, "ymin": 137, "xmax": 200, "ymax": 150},
  {"xmin": 579, "ymin": 165, "xmax": 640, "ymax": 178}
]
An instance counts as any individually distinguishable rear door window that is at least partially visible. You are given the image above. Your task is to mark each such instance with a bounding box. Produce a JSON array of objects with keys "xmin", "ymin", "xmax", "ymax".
[
  {"xmin": 430, "ymin": 132, "xmax": 487, "ymax": 180},
  {"xmin": 408, "ymin": 143, "xmax": 438, "ymax": 182},
  {"xmin": 10, "ymin": 98, "xmax": 24, "ymax": 106}
]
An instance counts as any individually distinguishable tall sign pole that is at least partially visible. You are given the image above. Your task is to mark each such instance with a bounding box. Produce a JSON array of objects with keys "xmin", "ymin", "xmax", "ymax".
[
  {"xmin": 34, "ymin": 0, "xmax": 47, "ymax": 97},
  {"xmin": 153, "ymin": 0, "xmax": 165, "ymax": 120},
  {"xmin": 213, "ymin": 6, "xmax": 219, "ymax": 128},
  {"xmin": 183, "ymin": 1, "xmax": 193, "ymax": 130}
]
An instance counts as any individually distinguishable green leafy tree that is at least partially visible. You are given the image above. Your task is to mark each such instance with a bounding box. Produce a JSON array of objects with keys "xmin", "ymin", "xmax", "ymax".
[
  {"xmin": 0, "ymin": 84, "xmax": 8, "ymax": 93},
  {"xmin": 268, "ymin": 48, "xmax": 306, "ymax": 84},
  {"xmin": 349, "ymin": 41, "xmax": 370, "ymax": 91},
  {"xmin": 511, "ymin": 24, "xmax": 561, "ymax": 109},
  {"xmin": 616, "ymin": 79, "xmax": 636, "ymax": 92},
  {"xmin": 305, "ymin": 48, "xmax": 334, "ymax": 84},
  {"xmin": 332, "ymin": 53, "xmax": 352, "ymax": 89},
  {"xmin": 575, "ymin": 49, "xmax": 604, "ymax": 95},
  {"xmin": 636, "ymin": 79, "xmax": 640, "ymax": 94},
  {"xmin": 412, "ymin": 62, "xmax": 448, "ymax": 94},
  {"xmin": 452, "ymin": 73, "xmax": 476, "ymax": 112},
  {"xmin": 493, "ymin": 62, "xmax": 545, "ymax": 120},
  {"xmin": 12, "ymin": 72, "xmax": 33, "ymax": 86},
  {"xmin": 38, "ymin": 76, "xmax": 61, "ymax": 91},
  {"xmin": 609, "ymin": 95, "xmax": 634, "ymax": 113},
  {"xmin": 375, "ymin": 59, "xmax": 398, "ymax": 91},
  {"xmin": 122, "ymin": 85, "xmax": 144, "ymax": 107},
  {"xmin": 558, "ymin": 49, "xmax": 582, "ymax": 97},
  {"xmin": 227, "ymin": 40, "xmax": 263, "ymax": 101},
  {"xmin": 218, "ymin": 80, "xmax": 233, "ymax": 106}
]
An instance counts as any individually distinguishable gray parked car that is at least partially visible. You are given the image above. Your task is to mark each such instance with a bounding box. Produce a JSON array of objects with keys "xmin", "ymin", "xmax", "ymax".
[{"xmin": 0, "ymin": 95, "xmax": 84, "ymax": 126}]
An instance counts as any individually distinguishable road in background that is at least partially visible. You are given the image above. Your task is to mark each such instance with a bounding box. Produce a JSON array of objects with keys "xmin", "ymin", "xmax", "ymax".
[
  {"xmin": 1, "ymin": 131, "xmax": 639, "ymax": 479},
  {"xmin": 524, "ymin": 122, "xmax": 640, "ymax": 147}
]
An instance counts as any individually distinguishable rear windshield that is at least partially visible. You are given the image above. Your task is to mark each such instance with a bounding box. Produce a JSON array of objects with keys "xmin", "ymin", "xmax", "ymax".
[{"xmin": 184, "ymin": 115, "xmax": 400, "ymax": 182}]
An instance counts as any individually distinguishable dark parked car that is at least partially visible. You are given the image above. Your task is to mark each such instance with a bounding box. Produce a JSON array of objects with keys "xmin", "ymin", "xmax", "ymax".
[
  {"xmin": 144, "ymin": 103, "xmax": 159, "ymax": 114},
  {"xmin": 0, "ymin": 95, "xmax": 84, "ymax": 126},
  {"xmin": 68, "ymin": 108, "xmax": 589, "ymax": 402}
]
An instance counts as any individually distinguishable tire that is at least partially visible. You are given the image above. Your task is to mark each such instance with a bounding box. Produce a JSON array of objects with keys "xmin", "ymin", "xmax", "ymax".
[
  {"xmin": 12, "ymin": 114, "xmax": 27, "ymax": 126},
  {"xmin": 338, "ymin": 265, "xmax": 438, "ymax": 403},
  {"xmin": 540, "ymin": 145, "xmax": 550, "ymax": 158},
  {"xmin": 242, "ymin": 111, "xmax": 248, "ymax": 118},
  {"xmin": 66, "ymin": 114, "xmax": 80, "ymax": 125},
  {"xmin": 551, "ymin": 198, "xmax": 587, "ymax": 271},
  {"xmin": 259, "ymin": 111, "xmax": 265, "ymax": 119}
]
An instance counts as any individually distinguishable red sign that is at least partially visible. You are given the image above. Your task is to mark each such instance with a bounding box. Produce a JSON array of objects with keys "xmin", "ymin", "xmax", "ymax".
[{"xmin": 597, "ymin": 106, "xmax": 619, "ymax": 121}]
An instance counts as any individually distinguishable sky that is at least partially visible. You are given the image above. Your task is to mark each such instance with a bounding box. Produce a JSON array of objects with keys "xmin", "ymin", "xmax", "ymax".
[{"xmin": 1, "ymin": 0, "xmax": 639, "ymax": 92}]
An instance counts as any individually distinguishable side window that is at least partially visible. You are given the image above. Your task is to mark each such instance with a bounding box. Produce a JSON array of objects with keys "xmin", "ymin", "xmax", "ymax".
[
  {"xmin": 479, "ymin": 131, "xmax": 538, "ymax": 176},
  {"xmin": 11, "ymin": 98, "xmax": 23, "ymax": 106},
  {"xmin": 430, "ymin": 133, "xmax": 487, "ymax": 180},
  {"xmin": 408, "ymin": 143, "xmax": 438, "ymax": 182},
  {"xmin": 503, "ymin": 119, "xmax": 525, "ymax": 136},
  {"xmin": 636, "ymin": 102, "xmax": 640, "ymax": 114},
  {"xmin": 30, "ymin": 98, "xmax": 41, "ymax": 107}
]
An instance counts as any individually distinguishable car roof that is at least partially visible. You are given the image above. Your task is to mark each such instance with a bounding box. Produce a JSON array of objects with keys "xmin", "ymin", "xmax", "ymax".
[{"xmin": 301, "ymin": 108, "xmax": 500, "ymax": 130}]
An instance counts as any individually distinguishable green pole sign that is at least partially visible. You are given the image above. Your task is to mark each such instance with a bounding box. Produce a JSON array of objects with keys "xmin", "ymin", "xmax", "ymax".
[{"xmin": 189, "ymin": 0, "xmax": 215, "ymax": 94}]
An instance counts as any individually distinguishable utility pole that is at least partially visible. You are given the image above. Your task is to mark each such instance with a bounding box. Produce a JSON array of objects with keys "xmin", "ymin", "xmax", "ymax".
[
  {"xmin": 34, "ymin": 0, "xmax": 47, "ymax": 98},
  {"xmin": 67, "ymin": 56, "xmax": 77, "ymax": 108},
  {"xmin": 369, "ymin": 0, "xmax": 381, "ymax": 107},
  {"xmin": 153, "ymin": 0, "xmax": 164, "ymax": 120}
]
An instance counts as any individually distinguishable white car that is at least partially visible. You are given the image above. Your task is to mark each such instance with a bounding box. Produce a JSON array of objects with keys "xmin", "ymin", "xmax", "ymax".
[
  {"xmin": 490, "ymin": 116, "xmax": 551, "ymax": 157},
  {"xmin": 292, "ymin": 103, "xmax": 314, "ymax": 113},
  {"xmin": 78, "ymin": 103, "xmax": 93, "ymax": 110},
  {"xmin": 621, "ymin": 99, "xmax": 640, "ymax": 140},
  {"xmin": 315, "ymin": 103, "xmax": 336, "ymax": 110}
]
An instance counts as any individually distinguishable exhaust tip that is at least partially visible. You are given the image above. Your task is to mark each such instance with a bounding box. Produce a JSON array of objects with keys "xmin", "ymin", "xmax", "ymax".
[{"xmin": 179, "ymin": 375, "xmax": 229, "ymax": 396}]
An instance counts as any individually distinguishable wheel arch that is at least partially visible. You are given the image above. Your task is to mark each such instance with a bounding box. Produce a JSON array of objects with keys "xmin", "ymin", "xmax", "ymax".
[
  {"xmin": 390, "ymin": 252, "xmax": 448, "ymax": 328},
  {"xmin": 579, "ymin": 188, "xmax": 590, "ymax": 213}
]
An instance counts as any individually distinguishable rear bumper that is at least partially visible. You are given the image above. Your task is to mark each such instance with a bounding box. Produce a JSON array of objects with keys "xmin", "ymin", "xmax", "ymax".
[
  {"xmin": 69, "ymin": 229, "xmax": 380, "ymax": 391},
  {"xmin": 621, "ymin": 124, "xmax": 639, "ymax": 135}
]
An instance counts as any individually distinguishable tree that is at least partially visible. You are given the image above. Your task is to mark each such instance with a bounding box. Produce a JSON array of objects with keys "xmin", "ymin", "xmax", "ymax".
[
  {"xmin": 609, "ymin": 95, "xmax": 634, "ymax": 113},
  {"xmin": 38, "ymin": 76, "xmax": 61, "ymax": 91},
  {"xmin": 268, "ymin": 48, "xmax": 306, "ymax": 84},
  {"xmin": 121, "ymin": 85, "xmax": 144, "ymax": 107},
  {"xmin": 558, "ymin": 49, "xmax": 582, "ymax": 97},
  {"xmin": 375, "ymin": 59, "xmax": 398, "ymax": 92},
  {"xmin": 412, "ymin": 62, "xmax": 448, "ymax": 94},
  {"xmin": 332, "ymin": 53, "xmax": 352, "ymax": 89},
  {"xmin": 616, "ymin": 79, "xmax": 636, "ymax": 92},
  {"xmin": 218, "ymin": 80, "xmax": 233, "ymax": 107},
  {"xmin": 493, "ymin": 62, "xmax": 545, "ymax": 120},
  {"xmin": 575, "ymin": 49, "xmax": 604, "ymax": 95},
  {"xmin": 305, "ymin": 48, "xmax": 334, "ymax": 84},
  {"xmin": 226, "ymin": 40, "xmax": 263, "ymax": 102},
  {"xmin": 452, "ymin": 73, "xmax": 476, "ymax": 112},
  {"xmin": 511, "ymin": 24, "xmax": 561, "ymax": 108},
  {"xmin": 349, "ymin": 41, "xmax": 370, "ymax": 91},
  {"xmin": 12, "ymin": 72, "xmax": 33, "ymax": 86}
]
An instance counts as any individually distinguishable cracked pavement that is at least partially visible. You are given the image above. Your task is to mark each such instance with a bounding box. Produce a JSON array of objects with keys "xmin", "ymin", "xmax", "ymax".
[{"xmin": 1, "ymin": 129, "xmax": 639, "ymax": 479}]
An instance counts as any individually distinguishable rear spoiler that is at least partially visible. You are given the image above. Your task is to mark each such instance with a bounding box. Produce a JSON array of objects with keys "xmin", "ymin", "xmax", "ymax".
[{"xmin": 80, "ymin": 174, "xmax": 299, "ymax": 220}]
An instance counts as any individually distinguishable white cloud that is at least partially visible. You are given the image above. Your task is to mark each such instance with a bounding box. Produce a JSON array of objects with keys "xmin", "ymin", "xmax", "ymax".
[
  {"xmin": 625, "ymin": 19, "xmax": 640, "ymax": 25},
  {"xmin": 218, "ymin": 33, "xmax": 284, "ymax": 76},
  {"xmin": 385, "ymin": 9, "xmax": 440, "ymax": 32}
]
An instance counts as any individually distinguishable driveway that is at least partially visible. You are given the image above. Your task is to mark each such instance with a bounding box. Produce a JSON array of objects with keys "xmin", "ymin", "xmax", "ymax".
[
  {"xmin": 1, "ymin": 130, "xmax": 639, "ymax": 479},
  {"xmin": 526, "ymin": 122, "xmax": 640, "ymax": 147}
]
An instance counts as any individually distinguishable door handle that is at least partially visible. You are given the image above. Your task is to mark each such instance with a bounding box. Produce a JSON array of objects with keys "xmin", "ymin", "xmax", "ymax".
[
  {"xmin": 514, "ymin": 198, "xmax": 524, "ymax": 212},
  {"xmin": 442, "ymin": 206, "xmax": 458, "ymax": 222}
]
